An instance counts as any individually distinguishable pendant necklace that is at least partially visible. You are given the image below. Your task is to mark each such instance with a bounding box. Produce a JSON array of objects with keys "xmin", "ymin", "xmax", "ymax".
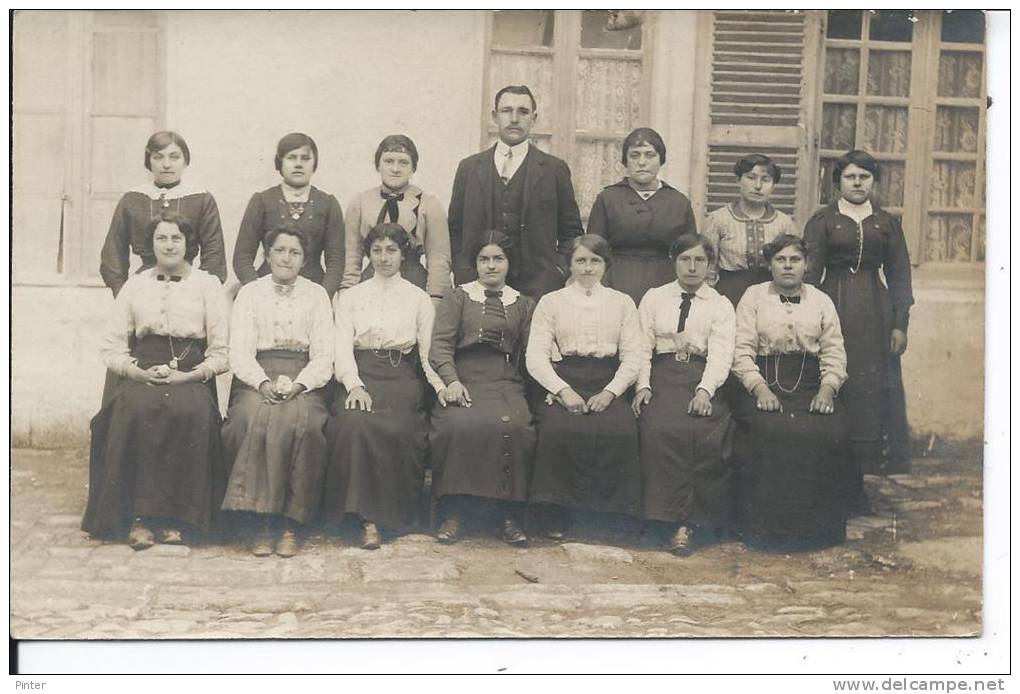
[
  {"xmin": 283, "ymin": 187, "xmax": 311, "ymax": 221},
  {"xmin": 162, "ymin": 274, "xmax": 193, "ymax": 369}
]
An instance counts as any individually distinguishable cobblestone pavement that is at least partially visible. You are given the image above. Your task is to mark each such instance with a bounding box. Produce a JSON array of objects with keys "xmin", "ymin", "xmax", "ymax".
[{"xmin": 11, "ymin": 448, "xmax": 982, "ymax": 639}]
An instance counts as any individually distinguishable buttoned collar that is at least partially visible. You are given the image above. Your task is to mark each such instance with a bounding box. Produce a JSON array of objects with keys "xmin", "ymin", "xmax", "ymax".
[
  {"xmin": 837, "ymin": 197, "xmax": 874, "ymax": 223},
  {"xmin": 461, "ymin": 280, "xmax": 520, "ymax": 307},
  {"xmin": 567, "ymin": 279, "xmax": 605, "ymax": 298},
  {"xmin": 129, "ymin": 179, "xmax": 206, "ymax": 200}
]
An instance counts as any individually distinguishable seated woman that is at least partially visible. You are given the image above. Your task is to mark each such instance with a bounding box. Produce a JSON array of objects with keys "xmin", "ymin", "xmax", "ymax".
[
  {"xmin": 221, "ymin": 227, "xmax": 334, "ymax": 558},
  {"xmin": 233, "ymin": 132, "xmax": 346, "ymax": 298},
  {"xmin": 340, "ymin": 134, "xmax": 452, "ymax": 300},
  {"xmin": 429, "ymin": 231, "xmax": 536, "ymax": 545},
  {"xmin": 526, "ymin": 234, "xmax": 643, "ymax": 538},
  {"xmin": 83, "ymin": 211, "xmax": 230, "ymax": 549},
  {"xmin": 632, "ymin": 234, "xmax": 736, "ymax": 556},
  {"xmin": 731, "ymin": 234, "xmax": 851, "ymax": 548},
  {"xmin": 324, "ymin": 223, "xmax": 446, "ymax": 549},
  {"xmin": 701, "ymin": 154, "xmax": 798, "ymax": 307}
]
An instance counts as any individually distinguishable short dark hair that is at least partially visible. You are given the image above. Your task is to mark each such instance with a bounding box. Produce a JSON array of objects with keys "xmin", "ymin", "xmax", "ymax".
[
  {"xmin": 621, "ymin": 127, "xmax": 666, "ymax": 166},
  {"xmin": 763, "ymin": 233, "xmax": 809, "ymax": 263},
  {"xmin": 363, "ymin": 222, "xmax": 412, "ymax": 258},
  {"xmin": 275, "ymin": 132, "xmax": 319, "ymax": 173},
  {"xmin": 569, "ymin": 234, "xmax": 613, "ymax": 271},
  {"xmin": 144, "ymin": 131, "xmax": 191, "ymax": 171},
  {"xmin": 668, "ymin": 233, "xmax": 716, "ymax": 265},
  {"xmin": 734, "ymin": 153, "xmax": 782, "ymax": 184},
  {"xmin": 832, "ymin": 149, "xmax": 881, "ymax": 184},
  {"xmin": 493, "ymin": 85, "xmax": 537, "ymax": 113},
  {"xmin": 143, "ymin": 210, "xmax": 199, "ymax": 262},
  {"xmin": 263, "ymin": 226, "xmax": 310, "ymax": 256},
  {"xmin": 467, "ymin": 230, "xmax": 514, "ymax": 268},
  {"xmin": 374, "ymin": 134, "xmax": 419, "ymax": 171}
]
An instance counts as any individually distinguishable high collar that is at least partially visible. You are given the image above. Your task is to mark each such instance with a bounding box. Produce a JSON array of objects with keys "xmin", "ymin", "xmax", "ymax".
[
  {"xmin": 375, "ymin": 183, "xmax": 421, "ymax": 198},
  {"xmin": 567, "ymin": 279, "xmax": 605, "ymax": 298},
  {"xmin": 495, "ymin": 139, "xmax": 529, "ymax": 160},
  {"xmin": 367, "ymin": 271, "xmax": 404, "ymax": 290},
  {"xmin": 627, "ymin": 178, "xmax": 663, "ymax": 197},
  {"xmin": 768, "ymin": 281, "xmax": 808, "ymax": 299},
  {"xmin": 729, "ymin": 200, "xmax": 778, "ymax": 223},
  {"xmin": 130, "ymin": 179, "xmax": 205, "ymax": 200},
  {"xmin": 837, "ymin": 197, "xmax": 874, "ymax": 223},
  {"xmin": 281, "ymin": 182, "xmax": 312, "ymax": 200},
  {"xmin": 670, "ymin": 281, "xmax": 713, "ymax": 299},
  {"xmin": 462, "ymin": 280, "xmax": 520, "ymax": 307}
]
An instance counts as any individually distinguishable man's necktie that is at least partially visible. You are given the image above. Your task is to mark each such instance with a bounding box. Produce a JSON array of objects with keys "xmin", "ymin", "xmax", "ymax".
[
  {"xmin": 677, "ymin": 292, "xmax": 694, "ymax": 333},
  {"xmin": 500, "ymin": 149, "xmax": 513, "ymax": 184}
]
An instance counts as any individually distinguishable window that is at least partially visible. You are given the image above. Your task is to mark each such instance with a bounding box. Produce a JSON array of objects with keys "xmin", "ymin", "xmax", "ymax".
[
  {"xmin": 484, "ymin": 10, "xmax": 652, "ymax": 218},
  {"xmin": 12, "ymin": 10, "xmax": 164, "ymax": 285},
  {"xmin": 819, "ymin": 10, "xmax": 987, "ymax": 263}
]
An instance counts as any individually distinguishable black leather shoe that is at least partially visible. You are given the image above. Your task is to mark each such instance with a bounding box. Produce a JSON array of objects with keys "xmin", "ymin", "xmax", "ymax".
[
  {"xmin": 501, "ymin": 518, "xmax": 528, "ymax": 546},
  {"xmin": 670, "ymin": 526, "xmax": 693, "ymax": 557},
  {"xmin": 436, "ymin": 515, "xmax": 461, "ymax": 544}
]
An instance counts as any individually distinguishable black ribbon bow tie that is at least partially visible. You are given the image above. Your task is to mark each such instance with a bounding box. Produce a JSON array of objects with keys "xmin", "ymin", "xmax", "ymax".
[
  {"xmin": 157, "ymin": 274, "xmax": 182, "ymax": 282},
  {"xmin": 484, "ymin": 289, "xmax": 503, "ymax": 299},
  {"xmin": 677, "ymin": 292, "xmax": 695, "ymax": 333},
  {"xmin": 377, "ymin": 190, "xmax": 405, "ymax": 225},
  {"xmin": 779, "ymin": 294, "xmax": 801, "ymax": 304}
]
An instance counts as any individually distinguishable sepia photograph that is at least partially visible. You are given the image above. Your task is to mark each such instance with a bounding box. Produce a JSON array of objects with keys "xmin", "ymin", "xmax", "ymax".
[{"xmin": 8, "ymin": 8, "xmax": 999, "ymax": 667}]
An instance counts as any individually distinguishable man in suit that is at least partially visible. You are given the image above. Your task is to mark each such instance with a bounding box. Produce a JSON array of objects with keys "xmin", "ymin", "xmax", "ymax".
[{"xmin": 448, "ymin": 85, "xmax": 584, "ymax": 298}]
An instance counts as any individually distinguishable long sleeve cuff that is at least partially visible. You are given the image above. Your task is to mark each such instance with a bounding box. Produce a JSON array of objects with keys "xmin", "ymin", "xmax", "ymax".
[
  {"xmin": 604, "ymin": 375, "xmax": 635, "ymax": 398},
  {"xmin": 341, "ymin": 374, "xmax": 365, "ymax": 392},
  {"xmin": 542, "ymin": 374, "xmax": 571, "ymax": 397},
  {"xmin": 696, "ymin": 379, "xmax": 719, "ymax": 398},
  {"xmin": 820, "ymin": 372, "xmax": 843, "ymax": 393},
  {"xmin": 738, "ymin": 371, "xmax": 768, "ymax": 395}
]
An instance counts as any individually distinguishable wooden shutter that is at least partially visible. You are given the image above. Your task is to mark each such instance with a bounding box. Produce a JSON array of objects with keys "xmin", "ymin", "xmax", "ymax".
[{"xmin": 691, "ymin": 10, "xmax": 823, "ymax": 226}]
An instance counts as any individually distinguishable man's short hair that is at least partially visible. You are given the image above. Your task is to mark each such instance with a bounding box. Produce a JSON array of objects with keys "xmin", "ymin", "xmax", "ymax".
[{"xmin": 493, "ymin": 85, "xmax": 537, "ymax": 113}]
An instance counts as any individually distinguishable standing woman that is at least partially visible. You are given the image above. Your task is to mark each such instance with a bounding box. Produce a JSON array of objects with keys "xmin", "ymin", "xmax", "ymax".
[
  {"xmin": 99, "ymin": 131, "xmax": 227, "ymax": 297},
  {"xmin": 632, "ymin": 234, "xmax": 736, "ymax": 556},
  {"xmin": 221, "ymin": 227, "xmax": 334, "ymax": 558},
  {"xmin": 83, "ymin": 211, "xmax": 230, "ymax": 549},
  {"xmin": 701, "ymin": 154, "xmax": 799, "ymax": 307},
  {"xmin": 804, "ymin": 149, "xmax": 914, "ymax": 499},
  {"xmin": 731, "ymin": 234, "xmax": 851, "ymax": 547},
  {"xmin": 526, "ymin": 234, "xmax": 643, "ymax": 536},
  {"xmin": 233, "ymin": 133, "xmax": 346, "ymax": 298},
  {"xmin": 429, "ymin": 231, "xmax": 536, "ymax": 545},
  {"xmin": 586, "ymin": 127, "xmax": 698, "ymax": 306},
  {"xmin": 324, "ymin": 223, "xmax": 447, "ymax": 549},
  {"xmin": 340, "ymin": 135, "xmax": 452, "ymax": 299}
]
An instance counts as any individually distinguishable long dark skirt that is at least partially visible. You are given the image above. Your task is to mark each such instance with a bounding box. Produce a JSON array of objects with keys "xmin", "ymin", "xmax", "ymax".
[
  {"xmin": 821, "ymin": 267, "xmax": 910, "ymax": 475},
  {"xmin": 715, "ymin": 268, "xmax": 772, "ymax": 308},
  {"xmin": 640, "ymin": 355, "xmax": 733, "ymax": 527},
  {"xmin": 605, "ymin": 251, "xmax": 674, "ymax": 307},
  {"xmin": 529, "ymin": 356, "xmax": 641, "ymax": 517},
  {"xmin": 732, "ymin": 354, "xmax": 851, "ymax": 544},
  {"xmin": 323, "ymin": 350, "xmax": 428, "ymax": 532},
  {"xmin": 430, "ymin": 346, "xmax": 535, "ymax": 503},
  {"xmin": 82, "ymin": 335, "xmax": 226, "ymax": 540},
  {"xmin": 221, "ymin": 350, "xmax": 328, "ymax": 525}
]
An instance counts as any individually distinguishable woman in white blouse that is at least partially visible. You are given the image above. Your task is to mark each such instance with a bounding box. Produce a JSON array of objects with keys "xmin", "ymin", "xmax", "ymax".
[
  {"xmin": 221, "ymin": 227, "xmax": 334, "ymax": 558},
  {"xmin": 324, "ymin": 223, "xmax": 446, "ymax": 549},
  {"xmin": 526, "ymin": 234, "xmax": 643, "ymax": 537},
  {"xmin": 632, "ymin": 234, "xmax": 736, "ymax": 556},
  {"xmin": 731, "ymin": 233, "xmax": 852, "ymax": 547},
  {"xmin": 83, "ymin": 211, "xmax": 230, "ymax": 550}
]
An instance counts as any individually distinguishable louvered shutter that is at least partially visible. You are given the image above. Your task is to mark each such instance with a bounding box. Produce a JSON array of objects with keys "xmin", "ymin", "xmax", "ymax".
[{"xmin": 692, "ymin": 10, "xmax": 823, "ymax": 227}]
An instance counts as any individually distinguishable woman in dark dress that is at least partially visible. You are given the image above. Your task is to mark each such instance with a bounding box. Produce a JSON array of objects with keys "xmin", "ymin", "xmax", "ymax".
[
  {"xmin": 429, "ymin": 231, "xmax": 535, "ymax": 545},
  {"xmin": 221, "ymin": 227, "xmax": 334, "ymax": 558},
  {"xmin": 731, "ymin": 234, "xmax": 851, "ymax": 547},
  {"xmin": 526, "ymin": 234, "xmax": 643, "ymax": 537},
  {"xmin": 83, "ymin": 211, "xmax": 230, "ymax": 549},
  {"xmin": 233, "ymin": 133, "xmax": 346, "ymax": 298},
  {"xmin": 99, "ymin": 131, "xmax": 227, "ymax": 297},
  {"xmin": 587, "ymin": 127, "xmax": 698, "ymax": 306},
  {"xmin": 701, "ymin": 153, "xmax": 799, "ymax": 307},
  {"xmin": 803, "ymin": 149, "xmax": 914, "ymax": 506},
  {"xmin": 632, "ymin": 234, "xmax": 736, "ymax": 556},
  {"xmin": 323, "ymin": 223, "xmax": 446, "ymax": 549}
]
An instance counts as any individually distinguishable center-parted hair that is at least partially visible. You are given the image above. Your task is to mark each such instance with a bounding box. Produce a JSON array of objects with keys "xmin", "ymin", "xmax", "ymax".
[
  {"xmin": 762, "ymin": 233, "xmax": 809, "ymax": 263},
  {"xmin": 144, "ymin": 131, "xmax": 191, "ymax": 171},
  {"xmin": 569, "ymin": 233, "xmax": 613, "ymax": 270},
  {"xmin": 275, "ymin": 132, "xmax": 319, "ymax": 173},
  {"xmin": 374, "ymin": 134, "xmax": 419, "ymax": 172},
  {"xmin": 467, "ymin": 230, "xmax": 514, "ymax": 268},
  {"xmin": 263, "ymin": 226, "xmax": 310, "ymax": 256},
  {"xmin": 621, "ymin": 127, "xmax": 666, "ymax": 166},
  {"xmin": 363, "ymin": 222, "xmax": 413, "ymax": 258},
  {"xmin": 668, "ymin": 233, "xmax": 716, "ymax": 264},
  {"xmin": 144, "ymin": 210, "xmax": 199, "ymax": 262}
]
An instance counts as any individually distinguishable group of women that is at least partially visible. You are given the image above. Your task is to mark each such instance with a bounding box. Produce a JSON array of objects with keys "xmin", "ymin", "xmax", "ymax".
[{"xmin": 82, "ymin": 126, "xmax": 914, "ymax": 559}]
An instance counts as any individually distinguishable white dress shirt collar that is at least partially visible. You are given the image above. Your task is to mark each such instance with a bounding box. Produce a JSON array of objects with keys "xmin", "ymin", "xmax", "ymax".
[{"xmin": 837, "ymin": 197, "xmax": 874, "ymax": 224}]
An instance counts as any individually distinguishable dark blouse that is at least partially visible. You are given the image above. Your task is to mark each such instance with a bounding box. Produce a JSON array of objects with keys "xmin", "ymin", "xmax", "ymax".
[
  {"xmin": 99, "ymin": 190, "xmax": 226, "ymax": 297},
  {"xmin": 233, "ymin": 185, "xmax": 346, "ymax": 297},
  {"xmin": 429, "ymin": 284, "xmax": 535, "ymax": 386},
  {"xmin": 586, "ymin": 179, "xmax": 697, "ymax": 256},
  {"xmin": 803, "ymin": 203, "xmax": 915, "ymax": 331}
]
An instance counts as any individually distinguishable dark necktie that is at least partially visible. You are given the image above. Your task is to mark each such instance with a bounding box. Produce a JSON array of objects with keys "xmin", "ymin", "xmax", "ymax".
[
  {"xmin": 677, "ymin": 292, "xmax": 694, "ymax": 333},
  {"xmin": 779, "ymin": 294, "xmax": 801, "ymax": 305},
  {"xmin": 480, "ymin": 289, "xmax": 507, "ymax": 347},
  {"xmin": 377, "ymin": 190, "xmax": 404, "ymax": 225},
  {"xmin": 157, "ymin": 274, "xmax": 182, "ymax": 282}
]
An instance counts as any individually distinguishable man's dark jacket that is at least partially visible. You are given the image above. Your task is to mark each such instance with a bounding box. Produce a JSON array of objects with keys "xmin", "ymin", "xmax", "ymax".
[{"xmin": 448, "ymin": 144, "xmax": 584, "ymax": 297}]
